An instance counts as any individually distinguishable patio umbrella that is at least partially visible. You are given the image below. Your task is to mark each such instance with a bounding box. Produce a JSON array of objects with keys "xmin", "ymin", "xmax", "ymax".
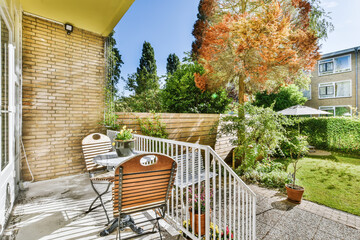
[
  {"xmin": 277, "ymin": 105, "xmax": 331, "ymax": 133},
  {"xmin": 277, "ymin": 105, "xmax": 332, "ymax": 116}
]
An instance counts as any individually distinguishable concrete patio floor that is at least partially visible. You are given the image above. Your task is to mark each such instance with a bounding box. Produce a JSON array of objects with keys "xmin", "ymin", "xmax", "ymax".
[
  {"xmin": 2, "ymin": 174, "xmax": 360, "ymax": 240},
  {"xmin": 2, "ymin": 174, "xmax": 181, "ymax": 240}
]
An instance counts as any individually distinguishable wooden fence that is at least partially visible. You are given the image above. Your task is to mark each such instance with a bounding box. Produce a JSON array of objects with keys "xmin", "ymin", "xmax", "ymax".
[{"xmin": 115, "ymin": 112, "xmax": 234, "ymax": 161}]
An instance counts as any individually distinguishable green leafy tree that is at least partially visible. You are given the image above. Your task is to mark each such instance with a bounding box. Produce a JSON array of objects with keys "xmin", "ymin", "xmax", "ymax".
[
  {"xmin": 166, "ymin": 53, "xmax": 180, "ymax": 75},
  {"xmin": 103, "ymin": 31, "xmax": 123, "ymax": 130},
  {"xmin": 162, "ymin": 60, "xmax": 231, "ymax": 113},
  {"xmin": 106, "ymin": 31, "xmax": 124, "ymax": 95},
  {"xmin": 115, "ymin": 89, "xmax": 163, "ymax": 113},
  {"xmin": 126, "ymin": 41, "xmax": 159, "ymax": 94},
  {"xmin": 219, "ymin": 103, "xmax": 291, "ymax": 167},
  {"xmin": 253, "ymin": 85, "xmax": 308, "ymax": 111}
]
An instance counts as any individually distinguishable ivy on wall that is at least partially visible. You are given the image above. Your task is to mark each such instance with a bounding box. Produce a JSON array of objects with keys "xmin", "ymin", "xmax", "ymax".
[{"xmin": 300, "ymin": 117, "xmax": 360, "ymax": 154}]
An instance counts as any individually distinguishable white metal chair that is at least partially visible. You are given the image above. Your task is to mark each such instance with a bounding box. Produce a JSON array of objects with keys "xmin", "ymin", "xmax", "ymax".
[{"xmin": 82, "ymin": 133, "xmax": 114, "ymax": 223}]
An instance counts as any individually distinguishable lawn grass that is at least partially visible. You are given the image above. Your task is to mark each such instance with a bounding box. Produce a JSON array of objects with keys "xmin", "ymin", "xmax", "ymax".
[{"xmin": 288, "ymin": 154, "xmax": 360, "ymax": 216}]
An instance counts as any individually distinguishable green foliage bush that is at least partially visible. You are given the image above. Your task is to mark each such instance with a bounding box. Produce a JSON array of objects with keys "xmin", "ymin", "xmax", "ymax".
[
  {"xmin": 300, "ymin": 117, "xmax": 360, "ymax": 154},
  {"xmin": 279, "ymin": 129, "xmax": 309, "ymax": 158},
  {"xmin": 237, "ymin": 159, "xmax": 290, "ymax": 188},
  {"xmin": 115, "ymin": 89, "xmax": 164, "ymax": 113},
  {"xmin": 253, "ymin": 84, "xmax": 307, "ymax": 111},
  {"xmin": 138, "ymin": 112, "xmax": 168, "ymax": 139},
  {"xmin": 221, "ymin": 103, "xmax": 291, "ymax": 163},
  {"xmin": 162, "ymin": 60, "xmax": 232, "ymax": 113}
]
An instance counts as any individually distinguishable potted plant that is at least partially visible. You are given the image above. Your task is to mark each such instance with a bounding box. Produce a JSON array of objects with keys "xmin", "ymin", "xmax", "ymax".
[
  {"xmin": 283, "ymin": 130, "xmax": 309, "ymax": 203},
  {"xmin": 101, "ymin": 108, "xmax": 120, "ymax": 131},
  {"xmin": 113, "ymin": 126, "xmax": 135, "ymax": 157},
  {"xmin": 187, "ymin": 183, "xmax": 212, "ymax": 236}
]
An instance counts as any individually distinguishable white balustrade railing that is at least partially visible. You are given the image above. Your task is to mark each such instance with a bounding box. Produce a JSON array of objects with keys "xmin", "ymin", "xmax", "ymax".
[{"xmin": 108, "ymin": 131, "xmax": 256, "ymax": 240}]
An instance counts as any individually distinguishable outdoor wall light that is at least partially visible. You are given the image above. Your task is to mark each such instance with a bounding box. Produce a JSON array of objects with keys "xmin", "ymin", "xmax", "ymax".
[{"xmin": 65, "ymin": 23, "xmax": 73, "ymax": 35}]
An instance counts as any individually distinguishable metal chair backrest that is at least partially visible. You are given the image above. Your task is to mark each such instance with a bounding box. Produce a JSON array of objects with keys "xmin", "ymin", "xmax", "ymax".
[
  {"xmin": 113, "ymin": 153, "xmax": 177, "ymax": 217},
  {"xmin": 82, "ymin": 133, "xmax": 112, "ymax": 172}
]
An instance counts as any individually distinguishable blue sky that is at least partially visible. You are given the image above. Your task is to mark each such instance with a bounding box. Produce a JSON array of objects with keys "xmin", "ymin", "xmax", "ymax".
[
  {"xmin": 320, "ymin": 0, "xmax": 360, "ymax": 54},
  {"xmin": 114, "ymin": 0, "xmax": 360, "ymax": 95},
  {"xmin": 113, "ymin": 0, "xmax": 200, "ymax": 95}
]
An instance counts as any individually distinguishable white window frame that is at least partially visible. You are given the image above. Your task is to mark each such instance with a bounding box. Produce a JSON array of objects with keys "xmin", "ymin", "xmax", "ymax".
[
  {"xmin": 318, "ymin": 80, "xmax": 352, "ymax": 99},
  {"xmin": 319, "ymin": 105, "xmax": 352, "ymax": 117},
  {"xmin": 318, "ymin": 54, "xmax": 352, "ymax": 76},
  {"xmin": 302, "ymin": 84, "xmax": 311, "ymax": 100}
]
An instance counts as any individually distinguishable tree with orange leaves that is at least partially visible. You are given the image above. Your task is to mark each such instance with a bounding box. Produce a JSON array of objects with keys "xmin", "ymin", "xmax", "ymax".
[
  {"xmin": 195, "ymin": 0, "xmax": 332, "ymax": 164},
  {"xmin": 195, "ymin": 0, "xmax": 332, "ymax": 105},
  {"xmin": 191, "ymin": 0, "xmax": 217, "ymax": 60}
]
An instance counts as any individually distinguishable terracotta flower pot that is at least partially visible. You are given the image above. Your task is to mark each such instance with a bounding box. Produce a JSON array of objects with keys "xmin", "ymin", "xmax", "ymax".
[
  {"xmin": 189, "ymin": 208, "xmax": 206, "ymax": 236},
  {"xmin": 285, "ymin": 184, "xmax": 304, "ymax": 203},
  {"xmin": 114, "ymin": 138, "xmax": 135, "ymax": 157}
]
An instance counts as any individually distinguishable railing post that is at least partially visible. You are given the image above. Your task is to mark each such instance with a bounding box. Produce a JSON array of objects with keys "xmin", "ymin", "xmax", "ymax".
[
  {"xmin": 253, "ymin": 195, "xmax": 256, "ymax": 240},
  {"xmin": 205, "ymin": 147, "xmax": 210, "ymax": 240}
]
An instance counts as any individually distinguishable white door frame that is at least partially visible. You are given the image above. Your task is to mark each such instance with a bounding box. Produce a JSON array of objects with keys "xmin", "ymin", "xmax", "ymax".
[{"xmin": 0, "ymin": 4, "xmax": 16, "ymax": 235}]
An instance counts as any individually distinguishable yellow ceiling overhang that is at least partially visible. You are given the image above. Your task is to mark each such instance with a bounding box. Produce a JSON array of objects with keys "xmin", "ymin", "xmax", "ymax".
[{"xmin": 20, "ymin": 0, "xmax": 135, "ymax": 36}]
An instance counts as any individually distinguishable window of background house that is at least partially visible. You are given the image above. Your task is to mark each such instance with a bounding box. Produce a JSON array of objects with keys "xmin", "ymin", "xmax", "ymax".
[
  {"xmin": 335, "ymin": 81, "xmax": 351, "ymax": 97},
  {"xmin": 319, "ymin": 83, "xmax": 334, "ymax": 98},
  {"xmin": 319, "ymin": 106, "xmax": 351, "ymax": 117},
  {"xmin": 334, "ymin": 55, "xmax": 351, "ymax": 73},
  {"xmin": 302, "ymin": 85, "xmax": 311, "ymax": 100},
  {"xmin": 319, "ymin": 59, "xmax": 334, "ymax": 75},
  {"xmin": 319, "ymin": 80, "xmax": 351, "ymax": 99},
  {"xmin": 319, "ymin": 106, "xmax": 335, "ymax": 116},
  {"xmin": 318, "ymin": 55, "xmax": 351, "ymax": 75}
]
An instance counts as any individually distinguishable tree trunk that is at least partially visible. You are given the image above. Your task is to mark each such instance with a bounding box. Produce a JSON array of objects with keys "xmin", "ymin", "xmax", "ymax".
[{"xmin": 235, "ymin": 75, "xmax": 246, "ymax": 168}]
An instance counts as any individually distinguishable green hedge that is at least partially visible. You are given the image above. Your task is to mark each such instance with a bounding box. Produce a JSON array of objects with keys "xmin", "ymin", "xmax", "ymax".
[{"xmin": 300, "ymin": 117, "xmax": 360, "ymax": 154}]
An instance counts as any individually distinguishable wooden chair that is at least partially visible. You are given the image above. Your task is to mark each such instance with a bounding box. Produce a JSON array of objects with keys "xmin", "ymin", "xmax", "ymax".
[
  {"xmin": 113, "ymin": 153, "xmax": 177, "ymax": 240},
  {"xmin": 82, "ymin": 133, "xmax": 114, "ymax": 223}
]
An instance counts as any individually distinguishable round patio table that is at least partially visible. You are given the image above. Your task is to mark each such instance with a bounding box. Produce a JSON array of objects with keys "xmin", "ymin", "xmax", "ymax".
[{"xmin": 93, "ymin": 151, "xmax": 146, "ymax": 170}]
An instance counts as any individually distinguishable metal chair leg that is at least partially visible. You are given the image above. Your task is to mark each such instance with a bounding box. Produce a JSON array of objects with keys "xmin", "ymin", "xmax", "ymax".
[
  {"xmin": 156, "ymin": 218, "xmax": 163, "ymax": 240},
  {"xmin": 87, "ymin": 180, "xmax": 111, "ymax": 223},
  {"xmin": 116, "ymin": 215, "xmax": 122, "ymax": 240}
]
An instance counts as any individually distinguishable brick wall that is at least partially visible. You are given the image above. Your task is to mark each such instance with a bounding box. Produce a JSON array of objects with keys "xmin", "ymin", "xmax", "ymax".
[{"xmin": 22, "ymin": 14, "xmax": 105, "ymax": 181}]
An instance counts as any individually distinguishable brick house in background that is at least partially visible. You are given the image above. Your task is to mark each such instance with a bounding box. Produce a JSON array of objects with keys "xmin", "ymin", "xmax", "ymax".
[
  {"xmin": 0, "ymin": 0, "xmax": 134, "ymax": 235},
  {"xmin": 304, "ymin": 47, "xmax": 360, "ymax": 116}
]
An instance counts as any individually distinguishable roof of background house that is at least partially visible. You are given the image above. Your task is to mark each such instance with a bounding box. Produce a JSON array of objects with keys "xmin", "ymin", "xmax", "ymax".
[{"xmin": 321, "ymin": 46, "xmax": 360, "ymax": 59}]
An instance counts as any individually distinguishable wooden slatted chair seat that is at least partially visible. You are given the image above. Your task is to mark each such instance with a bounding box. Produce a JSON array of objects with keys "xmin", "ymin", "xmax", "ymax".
[
  {"xmin": 111, "ymin": 153, "xmax": 177, "ymax": 239},
  {"xmin": 90, "ymin": 171, "xmax": 115, "ymax": 182},
  {"xmin": 113, "ymin": 153, "xmax": 177, "ymax": 218}
]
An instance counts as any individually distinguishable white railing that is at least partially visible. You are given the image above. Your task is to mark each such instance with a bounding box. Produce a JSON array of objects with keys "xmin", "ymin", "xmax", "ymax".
[{"xmin": 108, "ymin": 131, "xmax": 256, "ymax": 240}]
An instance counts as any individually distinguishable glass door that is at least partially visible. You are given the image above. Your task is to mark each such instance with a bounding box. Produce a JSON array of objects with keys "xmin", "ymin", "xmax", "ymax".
[{"xmin": 0, "ymin": 13, "xmax": 15, "ymax": 231}]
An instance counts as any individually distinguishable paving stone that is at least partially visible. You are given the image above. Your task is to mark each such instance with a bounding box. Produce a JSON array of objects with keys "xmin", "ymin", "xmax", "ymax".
[
  {"xmin": 263, "ymin": 227, "xmax": 290, "ymax": 240},
  {"xmin": 312, "ymin": 230, "xmax": 342, "ymax": 240},
  {"xmin": 280, "ymin": 208, "xmax": 322, "ymax": 229},
  {"xmin": 318, "ymin": 217, "xmax": 360, "ymax": 239},
  {"xmin": 256, "ymin": 221, "xmax": 271, "ymax": 239},
  {"xmin": 275, "ymin": 218, "xmax": 317, "ymax": 240},
  {"xmin": 257, "ymin": 209, "xmax": 283, "ymax": 226}
]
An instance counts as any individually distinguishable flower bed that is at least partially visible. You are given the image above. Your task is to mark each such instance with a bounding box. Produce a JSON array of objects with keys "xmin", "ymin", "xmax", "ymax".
[{"xmin": 182, "ymin": 220, "xmax": 234, "ymax": 239}]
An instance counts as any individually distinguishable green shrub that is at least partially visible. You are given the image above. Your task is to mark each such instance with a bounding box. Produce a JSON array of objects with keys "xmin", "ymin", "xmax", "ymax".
[
  {"xmin": 300, "ymin": 117, "xmax": 360, "ymax": 154},
  {"xmin": 237, "ymin": 159, "xmax": 290, "ymax": 188},
  {"xmin": 138, "ymin": 112, "xmax": 168, "ymax": 139},
  {"xmin": 162, "ymin": 60, "xmax": 231, "ymax": 114}
]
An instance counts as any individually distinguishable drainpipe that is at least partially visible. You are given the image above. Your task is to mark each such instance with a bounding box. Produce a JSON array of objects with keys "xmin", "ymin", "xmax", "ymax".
[{"xmin": 355, "ymin": 47, "xmax": 359, "ymax": 115}]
